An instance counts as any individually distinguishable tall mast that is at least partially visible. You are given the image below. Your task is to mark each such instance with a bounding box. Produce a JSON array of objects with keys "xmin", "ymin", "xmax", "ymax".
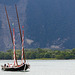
[
  {"xmin": 12, "ymin": 24, "xmax": 18, "ymax": 66},
  {"xmin": 13, "ymin": 28, "xmax": 16, "ymax": 66},
  {"xmin": 21, "ymin": 26, "xmax": 26, "ymax": 64},
  {"xmin": 5, "ymin": 6, "xmax": 18, "ymax": 66},
  {"xmin": 15, "ymin": 4, "xmax": 26, "ymax": 63}
]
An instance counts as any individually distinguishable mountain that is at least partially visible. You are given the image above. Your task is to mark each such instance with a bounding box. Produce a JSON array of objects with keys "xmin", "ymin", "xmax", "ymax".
[{"xmin": 0, "ymin": 0, "xmax": 75, "ymax": 51}]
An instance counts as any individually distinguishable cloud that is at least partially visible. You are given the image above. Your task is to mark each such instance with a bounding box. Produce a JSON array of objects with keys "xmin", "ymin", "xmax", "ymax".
[{"xmin": 26, "ymin": 38, "xmax": 34, "ymax": 45}]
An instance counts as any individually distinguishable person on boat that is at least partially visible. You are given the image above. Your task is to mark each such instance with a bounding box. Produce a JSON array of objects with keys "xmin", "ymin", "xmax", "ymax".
[
  {"xmin": 7, "ymin": 63, "xmax": 13, "ymax": 67},
  {"xmin": 4, "ymin": 64, "xmax": 6, "ymax": 67}
]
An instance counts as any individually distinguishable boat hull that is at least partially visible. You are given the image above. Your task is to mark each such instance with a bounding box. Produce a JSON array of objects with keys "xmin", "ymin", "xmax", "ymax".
[{"xmin": 1, "ymin": 64, "xmax": 30, "ymax": 71}]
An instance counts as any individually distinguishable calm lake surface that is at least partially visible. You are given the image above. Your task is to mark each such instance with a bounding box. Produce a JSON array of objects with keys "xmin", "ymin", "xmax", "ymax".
[{"xmin": 0, "ymin": 60, "xmax": 75, "ymax": 75}]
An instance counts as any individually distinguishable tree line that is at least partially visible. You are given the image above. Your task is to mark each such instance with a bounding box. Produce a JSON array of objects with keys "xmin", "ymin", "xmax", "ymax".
[{"xmin": 0, "ymin": 48, "xmax": 75, "ymax": 60}]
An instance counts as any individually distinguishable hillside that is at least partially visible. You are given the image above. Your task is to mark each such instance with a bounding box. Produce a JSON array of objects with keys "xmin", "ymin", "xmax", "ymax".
[{"xmin": 0, "ymin": 0, "xmax": 75, "ymax": 50}]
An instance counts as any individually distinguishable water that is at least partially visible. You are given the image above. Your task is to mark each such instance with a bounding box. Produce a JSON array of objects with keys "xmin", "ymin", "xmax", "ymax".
[{"xmin": 0, "ymin": 60, "xmax": 75, "ymax": 75}]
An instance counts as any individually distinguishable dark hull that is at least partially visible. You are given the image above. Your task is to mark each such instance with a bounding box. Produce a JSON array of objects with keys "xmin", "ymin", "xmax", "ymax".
[{"xmin": 2, "ymin": 64, "xmax": 30, "ymax": 71}]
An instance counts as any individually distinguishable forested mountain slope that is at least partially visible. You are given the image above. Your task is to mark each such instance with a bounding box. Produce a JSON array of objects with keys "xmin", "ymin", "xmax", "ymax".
[{"xmin": 0, "ymin": 0, "xmax": 75, "ymax": 50}]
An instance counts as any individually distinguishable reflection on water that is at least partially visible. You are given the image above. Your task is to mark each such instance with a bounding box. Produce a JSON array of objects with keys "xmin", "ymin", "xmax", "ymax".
[{"xmin": 0, "ymin": 60, "xmax": 75, "ymax": 75}]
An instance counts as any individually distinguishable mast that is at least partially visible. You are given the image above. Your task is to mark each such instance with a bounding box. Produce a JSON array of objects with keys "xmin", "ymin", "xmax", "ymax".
[
  {"xmin": 21, "ymin": 26, "xmax": 25, "ymax": 64},
  {"xmin": 5, "ymin": 6, "xmax": 18, "ymax": 66},
  {"xmin": 13, "ymin": 28, "xmax": 16, "ymax": 66},
  {"xmin": 12, "ymin": 24, "xmax": 18, "ymax": 66},
  {"xmin": 15, "ymin": 4, "xmax": 26, "ymax": 63}
]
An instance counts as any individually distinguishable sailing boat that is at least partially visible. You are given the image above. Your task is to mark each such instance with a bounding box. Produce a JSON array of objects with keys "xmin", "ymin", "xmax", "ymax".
[
  {"xmin": 1, "ymin": 5, "xmax": 30, "ymax": 71},
  {"xmin": 1, "ymin": 26, "xmax": 30, "ymax": 71}
]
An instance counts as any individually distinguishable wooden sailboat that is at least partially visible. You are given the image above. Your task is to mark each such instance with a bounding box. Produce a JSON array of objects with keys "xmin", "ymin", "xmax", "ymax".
[
  {"xmin": 1, "ymin": 27, "xmax": 30, "ymax": 71},
  {"xmin": 1, "ymin": 5, "xmax": 30, "ymax": 71}
]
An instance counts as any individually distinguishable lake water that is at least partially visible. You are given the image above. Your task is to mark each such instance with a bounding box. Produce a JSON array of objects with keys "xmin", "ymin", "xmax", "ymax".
[{"xmin": 0, "ymin": 60, "xmax": 75, "ymax": 75}]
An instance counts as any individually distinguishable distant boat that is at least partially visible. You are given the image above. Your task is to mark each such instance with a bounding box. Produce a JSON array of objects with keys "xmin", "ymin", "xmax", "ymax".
[{"xmin": 1, "ymin": 5, "xmax": 30, "ymax": 71}]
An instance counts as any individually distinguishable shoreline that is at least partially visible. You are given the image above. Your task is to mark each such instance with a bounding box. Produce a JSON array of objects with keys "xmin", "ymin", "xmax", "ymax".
[{"xmin": 0, "ymin": 58, "xmax": 75, "ymax": 60}]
